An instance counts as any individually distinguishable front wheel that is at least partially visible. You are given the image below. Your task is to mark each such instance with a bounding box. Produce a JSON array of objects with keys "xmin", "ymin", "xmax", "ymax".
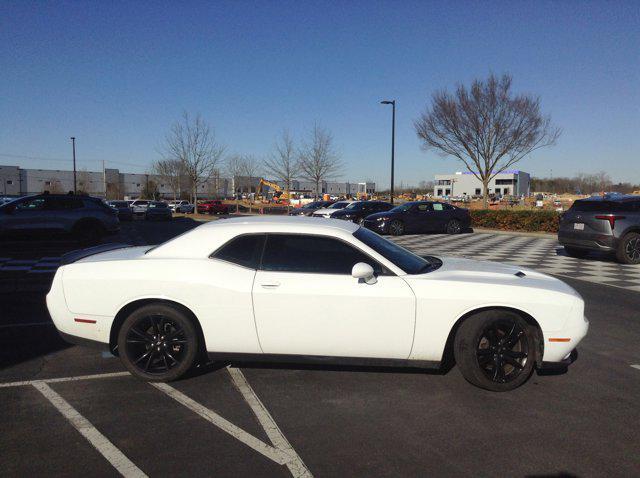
[
  {"xmin": 445, "ymin": 219, "xmax": 462, "ymax": 234},
  {"xmin": 117, "ymin": 304, "xmax": 199, "ymax": 382},
  {"xmin": 389, "ymin": 220, "xmax": 405, "ymax": 236},
  {"xmin": 616, "ymin": 232, "xmax": 640, "ymax": 264},
  {"xmin": 454, "ymin": 310, "xmax": 536, "ymax": 392}
]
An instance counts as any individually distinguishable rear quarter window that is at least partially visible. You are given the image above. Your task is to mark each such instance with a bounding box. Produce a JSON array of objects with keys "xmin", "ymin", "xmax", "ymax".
[{"xmin": 211, "ymin": 234, "xmax": 266, "ymax": 269}]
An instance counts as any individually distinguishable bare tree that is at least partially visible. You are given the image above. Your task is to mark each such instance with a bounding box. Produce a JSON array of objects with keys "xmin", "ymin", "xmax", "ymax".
[
  {"xmin": 263, "ymin": 130, "xmax": 299, "ymax": 209},
  {"xmin": 162, "ymin": 112, "xmax": 225, "ymax": 207},
  {"xmin": 414, "ymin": 74, "xmax": 561, "ymax": 207},
  {"xmin": 153, "ymin": 159, "xmax": 184, "ymax": 201},
  {"xmin": 226, "ymin": 154, "xmax": 247, "ymax": 212},
  {"xmin": 299, "ymin": 124, "xmax": 342, "ymax": 199}
]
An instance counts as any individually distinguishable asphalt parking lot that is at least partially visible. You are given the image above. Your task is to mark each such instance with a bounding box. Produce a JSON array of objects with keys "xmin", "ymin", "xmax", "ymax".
[{"xmin": 1, "ymin": 219, "xmax": 639, "ymax": 477}]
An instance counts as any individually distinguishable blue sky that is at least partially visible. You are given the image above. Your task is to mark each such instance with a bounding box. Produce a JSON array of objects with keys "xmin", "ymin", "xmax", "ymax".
[{"xmin": 1, "ymin": 1, "xmax": 639, "ymax": 187}]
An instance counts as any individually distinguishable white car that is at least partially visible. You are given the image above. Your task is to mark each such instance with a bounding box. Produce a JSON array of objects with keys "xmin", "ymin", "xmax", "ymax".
[
  {"xmin": 312, "ymin": 200, "xmax": 353, "ymax": 218},
  {"xmin": 47, "ymin": 217, "xmax": 588, "ymax": 391}
]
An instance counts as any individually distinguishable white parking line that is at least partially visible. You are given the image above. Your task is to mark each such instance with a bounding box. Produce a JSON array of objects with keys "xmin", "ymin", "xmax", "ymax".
[
  {"xmin": 228, "ymin": 367, "xmax": 313, "ymax": 478},
  {"xmin": 151, "ymin": 382, "xmax": 289, "ymax": 465},
  {"xmin": 631, "ymin": 364, "xmax": 640, "ymax": 371},
  {"xmin": 32, "ymin": 381, "xmax": 147, "ymax": 478},
  {"xmin": 0, "ymin": 371, "xmax": 130, "ymax": 388}
]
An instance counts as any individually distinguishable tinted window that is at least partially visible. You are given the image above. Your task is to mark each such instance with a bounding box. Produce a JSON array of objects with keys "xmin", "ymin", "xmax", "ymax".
[
  {"xmin": 46, "ymin": 197, "xmax": 84, "ymax": 210},
  {"xmin": 415, "ymin": 203, "xmax": 432, "ymax": 212},
  {"xmin": 16, "ymin": 198, "xmax": 46, "ymax": 210},
  {"xmin": 354, "ymin": 227, "xmax": 433, "ymax": 274},
  {"xmin": 212, "ymin": 234, "xmax": 265, "ymax": 269},
  {"xmin": 432, "ymin": 203, "xmax": 445, "ymax": 211},
  {"xmin": 261, "ymin": 234, "xmax": 382, "ymax": 274},
  {"xmin": 570, "ymin": 200, "xmax": 634, "ymax": 212}
]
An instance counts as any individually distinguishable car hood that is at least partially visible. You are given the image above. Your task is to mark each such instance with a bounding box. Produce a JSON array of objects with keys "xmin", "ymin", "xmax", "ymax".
[
  {"xmin": 409, "ymin": 256, "xmax": 581, "ymax": 297},
  {"xmin": 313, "ymin": 208, "xmax": 339, "ymax": 215},
  {"xmin": 365, "ymin": 211, "xmax": 393, "ymax": 220}
]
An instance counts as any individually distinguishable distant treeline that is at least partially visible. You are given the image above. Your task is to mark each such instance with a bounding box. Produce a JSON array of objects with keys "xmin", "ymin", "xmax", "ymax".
[{"xmin": 531, "ymin": 172, "xmax": 639, "ymax": 195}]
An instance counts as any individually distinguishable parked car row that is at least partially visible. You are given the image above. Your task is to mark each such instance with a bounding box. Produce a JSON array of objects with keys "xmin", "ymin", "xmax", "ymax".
[
  {"xmin": 290, "ymin": 199, "xmax": 471, "ymax": 235},
  {"xmin": 0, "ymin": 193, "xmax": 120, "ymax": 243}
]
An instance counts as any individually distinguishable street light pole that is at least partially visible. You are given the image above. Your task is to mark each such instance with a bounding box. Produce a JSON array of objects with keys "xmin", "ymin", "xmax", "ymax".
[
  {"xmin": 380, "ymin": 100, "xmax": 396, "ymax": 204},
  {"xmin": 70, "ymin": 137, "xmax": 77, "ymax": 194}
]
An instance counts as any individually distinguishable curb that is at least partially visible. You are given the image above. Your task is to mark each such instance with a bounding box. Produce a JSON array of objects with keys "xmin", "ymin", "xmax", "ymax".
[{"xmin": 473, "ymin": 228, "xmax": 558, "ymax": 239}]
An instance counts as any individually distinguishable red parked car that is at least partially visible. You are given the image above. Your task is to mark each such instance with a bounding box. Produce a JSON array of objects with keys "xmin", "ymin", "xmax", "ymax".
[{"xmin": 197, "ymin": 200, "xmax": 229, "ymax": 215}]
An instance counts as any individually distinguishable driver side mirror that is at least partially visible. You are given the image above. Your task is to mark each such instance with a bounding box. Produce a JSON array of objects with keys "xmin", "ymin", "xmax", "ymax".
[{"xmin": 352, "ymin": 262, "xmax": 377, "ymax": 285}]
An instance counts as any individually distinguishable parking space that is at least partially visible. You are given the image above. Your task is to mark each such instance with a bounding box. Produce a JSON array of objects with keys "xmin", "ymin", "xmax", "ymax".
[{"xmin": 1, "ymin": 220, "xmax": 640, "ymax": 476}]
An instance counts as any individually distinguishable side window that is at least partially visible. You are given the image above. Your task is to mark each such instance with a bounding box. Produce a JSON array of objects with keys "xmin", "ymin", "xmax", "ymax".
[
  {"xmin": 211, "ymin": 234, "xmax": 265, "ymax": 269},
  {"xmin": 16, "ymin": 198, "xmax": 46, "ymax": 210},
  {"xmin": 416, "ymin": 203, "xmax": 432, "ymax": 213},
  {"xmin": 261, "ymin": 234, "xmax": 382, "ymax": 275},
  {"xmin": 432, "ymin": 203, "xmax": 445, "ymax": 211}
]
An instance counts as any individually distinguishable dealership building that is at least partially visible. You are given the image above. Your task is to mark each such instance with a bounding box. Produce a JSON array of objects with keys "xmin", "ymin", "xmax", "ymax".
[{"xmin": 433, "ymin": 170, "xmax": 531, "ymax": 198}]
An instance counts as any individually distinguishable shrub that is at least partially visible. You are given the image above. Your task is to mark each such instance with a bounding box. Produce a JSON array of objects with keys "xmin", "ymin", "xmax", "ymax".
[{"xmin": 470, "ymin": 209, "xmax": 559, "ymax": 233}]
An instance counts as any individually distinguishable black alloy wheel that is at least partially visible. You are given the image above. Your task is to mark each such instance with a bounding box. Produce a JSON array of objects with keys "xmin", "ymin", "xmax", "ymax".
[
  {"xmin": 445, "ymin": 219, "xmax": 462, "ymax": 235},
  {"xmin": 389, "ymin": 219, "xmax": 404, "ymax": 236},
  {"xmin": 118, "ymin": 304, "xmax": 198, "ymax": 382},
  {"xmin": 617, "ymin": 232, "xmax": 640, "ymax": 264},
  {"xmin": 476, "ymin": 320, "xmax": 529, "ymax": 384},
  {"xmin": 454, "ymin": 310, "xmax": 536, "ymax": 391}
]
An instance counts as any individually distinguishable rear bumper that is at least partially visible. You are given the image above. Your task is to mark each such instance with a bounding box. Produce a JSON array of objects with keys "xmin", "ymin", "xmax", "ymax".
[{"xmin": 558, "ymin": 230, "xmax": 616, "ymax": 251}]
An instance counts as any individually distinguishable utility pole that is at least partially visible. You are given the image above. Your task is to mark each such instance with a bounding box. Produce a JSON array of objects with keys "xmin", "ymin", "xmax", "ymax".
[
  {"xmin": 102, "ymin": 160, "xmax": 107, "ymax": 199},
  {"xmin": 70, "ymin": 137, "xmax": 77, "ymax": 193},
  {"xmin": 380, "ymin": 100, "xmax": 396, "ymax": 204}
]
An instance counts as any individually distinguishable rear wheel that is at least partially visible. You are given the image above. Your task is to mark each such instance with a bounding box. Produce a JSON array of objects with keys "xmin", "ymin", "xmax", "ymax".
[
  {"xmin": 389, "ymin": 220, "xmax": 405, "ymax": 236},
  {"xmin": 564, "ymin": 246, "xmax": 590, "ymax": 258},
  {"xmin": 445, "ymin": 219, "xmax": 462, "ymax": 234},
  {"xmin": 454, "ymin": 310, "xmax": 536, "ymax": 392},
  {"xmin": 117, "ymin": 304, "xmax": 199, "ymax": 382},
  {"xmin": 616, "ymin": 232, "xmax": 640, "ymax": 264}
]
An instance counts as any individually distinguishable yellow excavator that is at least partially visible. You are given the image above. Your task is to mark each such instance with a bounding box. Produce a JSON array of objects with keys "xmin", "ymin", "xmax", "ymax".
[{"xmin": 257, "ymin": 178, "xmax": 289, "ymax": 203}]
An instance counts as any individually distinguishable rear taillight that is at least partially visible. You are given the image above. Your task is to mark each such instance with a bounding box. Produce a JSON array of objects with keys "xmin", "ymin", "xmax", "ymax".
[{"xmin": 595, "ymin": 215, "xmax": 625, "ymax": 230}]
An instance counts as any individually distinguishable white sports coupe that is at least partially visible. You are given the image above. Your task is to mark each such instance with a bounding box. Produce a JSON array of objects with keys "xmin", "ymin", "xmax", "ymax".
[{"xmin": 47, "ymin": 217, "xmax": 588, "ymax": 391}]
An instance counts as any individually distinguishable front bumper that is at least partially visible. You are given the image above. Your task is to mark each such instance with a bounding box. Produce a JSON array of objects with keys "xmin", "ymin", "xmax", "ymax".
[
  {"xmin": 363, "ymin": 219, "xmax": 388, "ymax": 233},
  {"xmin": 541, "ymin": 316, "xmax": 589, "ymax": 364}
]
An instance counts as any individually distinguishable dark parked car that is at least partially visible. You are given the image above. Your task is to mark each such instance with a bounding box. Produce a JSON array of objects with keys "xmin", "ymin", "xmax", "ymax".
[
  {"xmin": 145, "ymin": 201, "xmax": 173, "ymax": 221},
  {"xmin": 0, "ymin": 194, "xmax": 119, "ymax": 243},
  {"xmin": 288, "ymin": 200, "xmax": 334, "ymax": 216},
  {"xmin": 363, "ymin": 201, "xmax": 471, "ymax": 235},
  {"xmin": 107, "ymin": 200, "xmax": 133, "ymax": 221},
  {"xmin": 330, "ymin": 201, "xmax": 393, "ymax": 225},
  {"xmin": 197, "ymin": 200, "xmax": 229, "ymax": 214},
  {"xmin": 558, "ymin": 195, "xmax": 640, "ymax": 264}
]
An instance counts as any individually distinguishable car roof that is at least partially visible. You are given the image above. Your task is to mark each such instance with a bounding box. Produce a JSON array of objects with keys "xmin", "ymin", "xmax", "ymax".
[
  {"xmin": 147, "ymin": 216, "xmax": 359, "ymax": 259},
  {"xmin": 577, "ymin": 195, "xmax": 639, "ymax": 203}
]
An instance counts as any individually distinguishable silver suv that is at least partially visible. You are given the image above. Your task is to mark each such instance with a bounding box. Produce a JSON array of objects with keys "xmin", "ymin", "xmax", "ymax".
[
  {"xmin": 558, "ymin": 195, "xmax": 640, "ymax": 264},
  {"xmin": 0, "ymin": 194, "xmax": 120, "ymax": 244}
]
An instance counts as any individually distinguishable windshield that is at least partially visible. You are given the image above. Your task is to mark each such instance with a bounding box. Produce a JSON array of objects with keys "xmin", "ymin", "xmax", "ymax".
[
  {"xmin": 345, "ymin": 202, "xmax": 362, "ymax": 210},
  {"xmin": 354, "ymin": 227, "xmax": 436, "ymax": 274},
  {"xmin": 148, "ymin": 202, "xmax": 167, "ymax": 208},
  {"xmin": 390, "ymin": 203, "xmax": 415, "ymax": 212},
  {"xmin": 330, "ymin": 202, "xmax": 348, "ymax": 209},
  {"xmin": 302, "ymin": 201, "xmax": 323, "ymax": 209}
]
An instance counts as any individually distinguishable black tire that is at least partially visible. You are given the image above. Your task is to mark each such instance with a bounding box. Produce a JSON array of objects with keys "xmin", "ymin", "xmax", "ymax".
[
  {"xmin": 454, "ymin": 310, "xmax": 536, "ymax": 392},
  {"xmin": 445, "ymin": 219, "xmax": 462, "ymax": 235},
  {"xmin": 616, "ymin": 232, "xmax": 640, "ymax": 264},
  {"xmin": 389, "ymin": 219, "xmax": 404, "ymax": 236},
  {"xmin": 73, "ymin": 221, "xmax": 103, "ymax": 246},
  {"xmin": 564, "ymin": 246, "xmax": 590, "ymax": 258},
  {"xmin": 117, "ymin": 303, "xmax": 199, "ymax": 382}
]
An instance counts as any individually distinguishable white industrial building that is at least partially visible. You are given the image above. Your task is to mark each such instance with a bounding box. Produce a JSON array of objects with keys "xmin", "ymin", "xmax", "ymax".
[{"xmin": 433, "ymin": 170, "xmax": 531, "ymax": 198}]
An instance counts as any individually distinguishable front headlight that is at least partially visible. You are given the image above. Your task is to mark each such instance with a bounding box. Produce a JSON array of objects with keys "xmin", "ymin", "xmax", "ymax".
[{"xmin": 376, "ymin": 217, "xmax": 389, "ymax": 221}]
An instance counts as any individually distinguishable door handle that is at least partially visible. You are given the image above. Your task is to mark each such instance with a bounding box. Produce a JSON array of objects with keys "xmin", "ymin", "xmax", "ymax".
[{"xmin": 260, "ymin": 282, "xmax": 281, "ymax": 289}]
